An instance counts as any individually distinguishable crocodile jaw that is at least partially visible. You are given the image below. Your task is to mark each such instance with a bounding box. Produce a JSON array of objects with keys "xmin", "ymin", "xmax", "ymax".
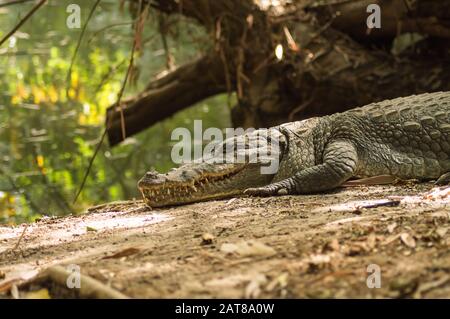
[{"xmin": 138, "ymin": 163, "xmax": 274, "ymax": 207}]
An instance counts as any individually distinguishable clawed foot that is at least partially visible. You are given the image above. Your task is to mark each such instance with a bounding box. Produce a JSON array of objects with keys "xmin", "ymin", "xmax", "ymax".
[
  {"xmin": 435, "ymin": 172, "xmax": 450, "ymax": 185},
  {"xmin": 244, "ymin": 186, "xmax": 289, "ymax": 197}
]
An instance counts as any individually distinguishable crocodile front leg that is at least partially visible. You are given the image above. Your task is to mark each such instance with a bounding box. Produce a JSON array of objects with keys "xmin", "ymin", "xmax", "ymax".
[
  {"xmin": 244, "ymin": 140, "xmax": 358, "ymax": 196},
  {"xmin": 436, "ymin": 172, "xmax": 450, "ymax": 185}
]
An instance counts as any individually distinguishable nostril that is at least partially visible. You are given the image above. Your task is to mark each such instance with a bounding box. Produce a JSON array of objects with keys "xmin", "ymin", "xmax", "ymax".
[{"xmin": 145, "ymin": 171, "xmax": 159, "ymax": 179}]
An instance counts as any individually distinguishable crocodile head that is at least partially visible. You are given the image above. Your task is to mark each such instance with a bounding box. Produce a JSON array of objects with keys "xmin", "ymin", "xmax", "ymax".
[{"xmin": 138, "ymin": 128, "xmax": 286, "ymax": 207}]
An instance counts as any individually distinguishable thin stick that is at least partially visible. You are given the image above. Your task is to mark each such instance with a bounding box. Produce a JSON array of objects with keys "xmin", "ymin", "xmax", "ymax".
[
  {"xmin": 12, "ymin": 224, "xmax": 28, "ymax": 251},
  {"xmin": 0, "ymin": 0, "xmax": 47, "ymax": 47},
  {"xmin": 94, "ymin": 58, "xmax": 127, "ymax": 92},
  {"xmin": 73, "ymin": 129, "xmax": 107, "ymax": 204},
  {"xmin": 44, "ymin": 266, "xmax": 129, "ymax": 299},
  {"xmin": 73, "ymin": 1, "xmax": 147, "ymax": 204},
  {"xmin": 115, "ymin": 0, "xmax": 146, "ymax": 141},
  {"xmin": 66, "ymin": 0, "xmax": 102, "ymax": 97},
  {"xmin": 0, "ymin": 0, "xmax": 35, "ymax": 8},
  {"xmin": 88, "ymin": 21, "xmax": 134, "ymax": 44}
]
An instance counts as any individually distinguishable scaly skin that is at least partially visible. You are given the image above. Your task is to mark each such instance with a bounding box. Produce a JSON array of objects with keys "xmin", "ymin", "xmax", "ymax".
[{"xmin": 138, "ymin": 91, "xmax": 450, "ymax": 207}]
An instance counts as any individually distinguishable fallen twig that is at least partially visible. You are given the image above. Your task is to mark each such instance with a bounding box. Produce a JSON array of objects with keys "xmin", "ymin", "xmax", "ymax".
[
  {"xmin": 12, "ymin": 224, "xmax": 28, "ymax": 251},
  {"xmin": 73, "ymin": 1, "xmax": 148, "ymax": 204},
  {"xmin": 44, "ymin": 266, "xmax": 129, "ymax": 299}
]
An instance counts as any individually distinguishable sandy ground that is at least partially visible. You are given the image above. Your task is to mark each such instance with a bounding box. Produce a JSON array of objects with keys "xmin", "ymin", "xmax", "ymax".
[{"xmin": 0, "ymin": 183, "xmax": 449, "ymax": 298}]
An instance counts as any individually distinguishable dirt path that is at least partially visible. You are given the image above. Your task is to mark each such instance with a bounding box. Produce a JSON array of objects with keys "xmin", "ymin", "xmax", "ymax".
[{"xmin": 1, "ymin": 184, "xmax": 450, "ymax": 298}]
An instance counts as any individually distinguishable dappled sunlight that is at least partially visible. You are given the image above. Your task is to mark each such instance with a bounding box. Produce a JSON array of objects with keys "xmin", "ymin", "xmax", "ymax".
[
  {"xmin": 0, "ymin": 212, "xmax": 172, "ymax": 249},
  {"xmin": 0, "ymin": 226, "xmax": 26, "ymax": 241},
  {"xmin": 55, "ymin": 212, "xmax": 172, "ymax": 240},
  {"xmin": 84, "ymin": 213, "xmax": 171, "ymax": 231}
]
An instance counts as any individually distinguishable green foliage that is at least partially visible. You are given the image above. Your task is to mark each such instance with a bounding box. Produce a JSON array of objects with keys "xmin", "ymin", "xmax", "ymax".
[{"xmin": 0, "ymin": 0, "xmax": 230, "ymax": 224}]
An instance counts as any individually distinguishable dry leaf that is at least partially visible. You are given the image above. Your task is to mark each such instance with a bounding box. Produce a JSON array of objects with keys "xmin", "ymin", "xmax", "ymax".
[
  {"xmin": 266, "ymin": 273, "xmax": 289, "ymax": 292},
  {"xmin": 103, "ymin": 247, "xmax": 141, "ymax": 259},
  {"xmin": 10, "ymin": 284, "xmax": 19, "ymax": 299},
  {"xmin": 436, "ymin": 227, "xmax": 448, "ymax": 238},
  {"xmin": 201, "ymin": 233, "xmax": 215, "ymax": 245},
  {"xmin": 387, "ymin": 222, "xmax": 397, "ymax": 234},
  {"xmin": 220, "ymin": 241, "xmax": 276, "ymax": 257},
  {"xmin": 244, "ymin": 274, "xmax": 267, "ymax": 298},
  {"xmin": 367, "ymin": 233, "xmax": 377, "ymax": 249},
  {"xmin": 382, "ymin": 234, "xmax": 401, "ymax": 246},
  {"xmin": 400, "ymin": 233, "xmax": 416, "ymax": 248}
]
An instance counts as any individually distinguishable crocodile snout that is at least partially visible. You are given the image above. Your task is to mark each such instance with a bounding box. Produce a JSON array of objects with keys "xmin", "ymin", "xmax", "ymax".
[{"xmin": 138, "ymin": 170, "xmax": 167, "ymax": 188}]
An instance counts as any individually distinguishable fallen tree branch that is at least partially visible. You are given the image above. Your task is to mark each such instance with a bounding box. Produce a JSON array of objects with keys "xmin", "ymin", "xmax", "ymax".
[
  {"xmin": 305, "ymin": 0, "xmax": 450, "ymax": 39},
  {"xmin": 12, "ymin": 225, "xmax": 28, "ymax": 251},
  {"xmin": 105, "ymin": 53, "xmax": 227, "ymax": 146},
  {"xmin": 43, "ymin": 266, "xmax": 129, "ymax": 299}
]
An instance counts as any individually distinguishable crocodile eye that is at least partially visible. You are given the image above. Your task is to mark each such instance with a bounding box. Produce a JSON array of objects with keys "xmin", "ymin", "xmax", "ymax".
[{"xmin": 145, "ymin": 171, "xmax": 158, "ymax": 179}]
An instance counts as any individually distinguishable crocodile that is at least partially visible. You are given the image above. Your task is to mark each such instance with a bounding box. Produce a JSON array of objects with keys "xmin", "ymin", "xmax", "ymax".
[{"xmin": 138, "ymin": 91, "xmax": 450, "ymax": 207}]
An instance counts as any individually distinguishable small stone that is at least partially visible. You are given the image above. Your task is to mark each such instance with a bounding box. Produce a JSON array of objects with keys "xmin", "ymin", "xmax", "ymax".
[
  {"xmin": 436, "ymin": 227, "xmax": 448, "ymax": 238},
  {"xmin": 201, "ymin": 233, "xmax": 215, "ymax": 245}
]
